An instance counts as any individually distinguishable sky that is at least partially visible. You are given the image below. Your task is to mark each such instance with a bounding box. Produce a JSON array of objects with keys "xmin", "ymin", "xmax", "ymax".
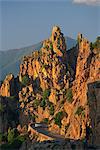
[{"xmin": 0, "ymin": 0, "xmax": 100, "ymax": 50}]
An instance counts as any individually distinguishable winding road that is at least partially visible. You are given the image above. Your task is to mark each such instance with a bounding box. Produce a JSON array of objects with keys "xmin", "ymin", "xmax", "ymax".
[{"xmin": 30, "ymin": 123, "xmax": 65, "ymax": 141}]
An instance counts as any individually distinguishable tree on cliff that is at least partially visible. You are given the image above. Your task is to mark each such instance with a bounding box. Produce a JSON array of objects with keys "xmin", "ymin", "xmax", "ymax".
[{"xmin": 21, "ymin": 75, "xmax": 30, "ymax": 86}]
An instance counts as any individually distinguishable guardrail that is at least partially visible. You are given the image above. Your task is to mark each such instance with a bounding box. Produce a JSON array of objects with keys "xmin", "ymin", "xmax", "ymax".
[{"xmin": 28, "ymin": 123, "xmax": 65, "ymax": 141}]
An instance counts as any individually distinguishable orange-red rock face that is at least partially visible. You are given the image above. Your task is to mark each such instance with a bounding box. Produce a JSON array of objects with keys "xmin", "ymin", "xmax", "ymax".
[
  {"xmin": 18, "ymin": 29, "xmax": 100, "ymax": 143},
  {"xmin": 19, "ymin": 26, "xmax": 68, "ymax": 91},
  {"xmin": 69, "ymin": 34, "xmax": 100, "ymax": 141},
  {"xmin": 0, "ymin": 26, "xmax": 99, "ymax": 145},
  {"xmin": 0, "ymin": 74, "xmax": 15, "ymax": 97}
]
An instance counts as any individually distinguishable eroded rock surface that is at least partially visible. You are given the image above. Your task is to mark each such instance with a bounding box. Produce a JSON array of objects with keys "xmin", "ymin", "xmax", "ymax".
[
  {"xmin": 0, "ymin": 26, "xmax": 100, "ymax": 148},
  {"xmin": 0, "ymin": 74, "xmax": 15, "ymax": 97},
  {"xmin": 18, "ymin": 28, "xmax": 100, "ymax": 145}
]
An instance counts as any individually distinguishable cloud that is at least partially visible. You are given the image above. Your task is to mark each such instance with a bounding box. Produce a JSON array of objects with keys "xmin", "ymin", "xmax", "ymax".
[{"xmin": 73, "ymin": 0, "xmax": 100, "ymax": 5}]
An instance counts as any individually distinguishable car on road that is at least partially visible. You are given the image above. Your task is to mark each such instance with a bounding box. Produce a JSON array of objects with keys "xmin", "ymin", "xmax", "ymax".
[{"xmin": 34, "ymin": 123, "xmax": 48, "ymax": 128}]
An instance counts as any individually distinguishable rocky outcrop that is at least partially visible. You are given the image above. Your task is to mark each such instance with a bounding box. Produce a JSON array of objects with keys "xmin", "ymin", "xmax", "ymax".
[
  {"xmin": 20, "ymin": 139, "xmax": 86, "ymax": 150},
  {"xmin": 0, "ymin": 26, "xmax": 100, "ymax": 148},
  {"xmin": 0, "ymin": 96, "xmax": 19, "ymax": 134},
  {"xmin": 18, "ymin": 28, "xmax": 100, "ymax": 145},
  {"xmin": 49, "ymin": 88, "xmax": 57, "ymax": 105},
  {"xmin": 0, "ymin": 96, "xmax": 8, "ymax": 133},
  {"xmin": 28, "ymin": 125, "xmax": 53, "ymax": 142},
  {"xmin": 89, "ymin": 48, "xmax": 100, "ymax": 82},
  {"xmin": 87, "ymin": 81, "xmax": 100, "ymax": 147},
  {"xmin": 19, "ymin": 26, "xmax": 68, "ymax": 91},
  {"xmin": 0, "ymin": 74, "xmax": 15, "ymax": 97},
  {"xmin": 69, "ymin": 33, "xmax": 100, "ymax": 143},
  {"xmin": 51, "ymin": 26, "xmax": 66, "ymax": 59}
]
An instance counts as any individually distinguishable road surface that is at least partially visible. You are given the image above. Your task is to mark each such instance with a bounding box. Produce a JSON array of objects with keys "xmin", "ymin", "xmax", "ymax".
[{"xmin": 30, "ymin": 123, "xmax": 65, "ymax": 141}]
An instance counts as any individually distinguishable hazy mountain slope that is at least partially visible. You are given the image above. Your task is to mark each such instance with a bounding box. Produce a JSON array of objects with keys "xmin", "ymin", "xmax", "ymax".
[
  {"xmin": 0, "ymin": 42, "xmax": 42, "ymax": 81},
  {"xmin": 65, "ymin": 36, "xmax": 76, "ymax": 50},
  {"xmin": 0, "ymin": 37, "xmax": 76, "ymax": 80}
]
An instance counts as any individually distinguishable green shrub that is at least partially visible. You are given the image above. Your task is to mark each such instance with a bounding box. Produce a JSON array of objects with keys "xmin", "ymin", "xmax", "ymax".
[
  {"xmin": 57, "ymin": 38, "xmax": 60, "ymax": 48},
  {"xmin": 66, "ymin": 88, "xmax": 73, "ymax": 103},
  {"xmin": 43, "ymin": 118, "xmax": 49, "ymax": 124},
  {"xmin": 90, "ymin": 42, "xmax": 94, "ymax": 51},
  {"xmin": 49, "ymin": 104, "xmax": 54, "ymax": 115},
  {"xmin": 90, "ymin": 36, "xmax": 100, "ymax": 50},
  {"xmin": 43, "ymin": 89, "xmax": 50, "ymax": 100},
  {"xmin": 8, "ymin": 95, "xmax": 16, "ymax": 100},
  {"xmin": 42, "ymin": 64, "xmax": 48, "ymax": 69},
  {"xmin": 0, "ymin": 103, "xmax": 5, "ymax": 113},
  {"xmin": 16, "ymin": 135, "xmax": 26, "ymax": 143},
  {"xmin": 1, "ymin": 135, "xmax": 26, "ymax": 150},
  {"xmin": 7, "ymin": 128, "xmax": 19, "ymax": 143},
  {"xmin": 21, "ymin": 75, "xmax": 30, "ymax": 86},
  {"xmin": 75, "ymin": 106, "xmax": 84, "ymax": 116},
  {"xmin": 40, "ymin": 90, "xmax": 50, "ymax": 109},
  {"xmin": 33, "ymin": 99, "xmax": 39, "ymax": 109},
  {"xmin": 54, "ymin": 111, "xmax": 63, "ymax": 128},
  {"xmin": 81, "ymin": 111, "xmax": 85, "ymax": 117},
  {"xmin": 31, "ymin": 114, "xmax": 36, "ymax": 121},
  {"xmin": 0, "ymin": 133, "xmax": 4, "ymax": 142},
  {"xmin": 0, "ymin": 133, "xmax": 3, "ymax": 142},
  {"xmin": 50, "ymin": 43, "xmax": 53, "ymax": 50},
  {"xmin": 40, "ymin": 99, "xmax": 46, "ymax": 109},
  {"xmin": 2, "ymin": 133, "xmax": 7, "ymax": 142},
  {"xmin": 1, "ymin": 143, "xmax": 11, "ymax": 149}
]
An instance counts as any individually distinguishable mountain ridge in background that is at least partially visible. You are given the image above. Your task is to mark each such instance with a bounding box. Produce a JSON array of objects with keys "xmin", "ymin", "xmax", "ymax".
[{"xmin": 0, "ymin": 36, "xmax": 76, "ymax": 81}]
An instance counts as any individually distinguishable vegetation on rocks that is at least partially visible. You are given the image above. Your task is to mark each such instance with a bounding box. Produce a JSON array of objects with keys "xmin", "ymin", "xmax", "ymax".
[
  {"xmin": 8, "ymin": 95, "xmax": 17, "ymax": 100},
  {"xmin": 49, "ymin": 104, "xmax": 54, "ymax": 115},
  {"xmin": 66, "ymin": 88, "xmax": 73, "ymax": 103},
  {"xmin": 50, "ymin": 43, "xmax": 53, "ymax": 50},
  {"xmin": 1, "ymin": 135, "xmax": 26, "ymax": 150},
  {"xmin": 0, "ymin": 26, "xmax": 99, "ymax": 148},
  {"xmin": 43, "ymin": 118, "xmax": 49, "ymax": 124},
  {"xmin": 40, "ymin": 99, "xmax": 46, "ymax": 109},
  {"xmin": 7, "ymin": 128, "xmax": 18, "ymax": 143},
  {"xmin": 0, "ymin": 128, "xmax": 26, "ymax": 150},
  {"xmin": 75, "ymin": 106, "xmax": 84, "ymax": 116},
  {"xmin": 21, "ymin": 75, "xmax": 30, "ymax": 86},
  {"xmin": 42, "ymin": 89, "xmax": 51, "ymax": 100},
  {"xmin": 0, "ymin": 103, "xmax": 5, "ymax": 113},
  {"xmin": 31, "ymin": 114, "xmax": 36, "ymax": 121},
  {"xmin": 33, "ymin": 99, "xmax": 39, "ymax": 109},
  {"xmin": 0, "ymin": 132, "xmax": 7, "ymax": 143},
  {"xmin": 54, "ymin": 111, "xmax": 63, "ymax": 128},
  {"xmin": 90, "ymin": 36, "xmax": 100, "ymax": 50}
]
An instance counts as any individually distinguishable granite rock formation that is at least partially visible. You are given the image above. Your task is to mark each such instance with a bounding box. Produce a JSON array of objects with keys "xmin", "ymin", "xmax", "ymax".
[{"xmin": 0, "ymin": 26, "xmax": 100, "ymax": 148}]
